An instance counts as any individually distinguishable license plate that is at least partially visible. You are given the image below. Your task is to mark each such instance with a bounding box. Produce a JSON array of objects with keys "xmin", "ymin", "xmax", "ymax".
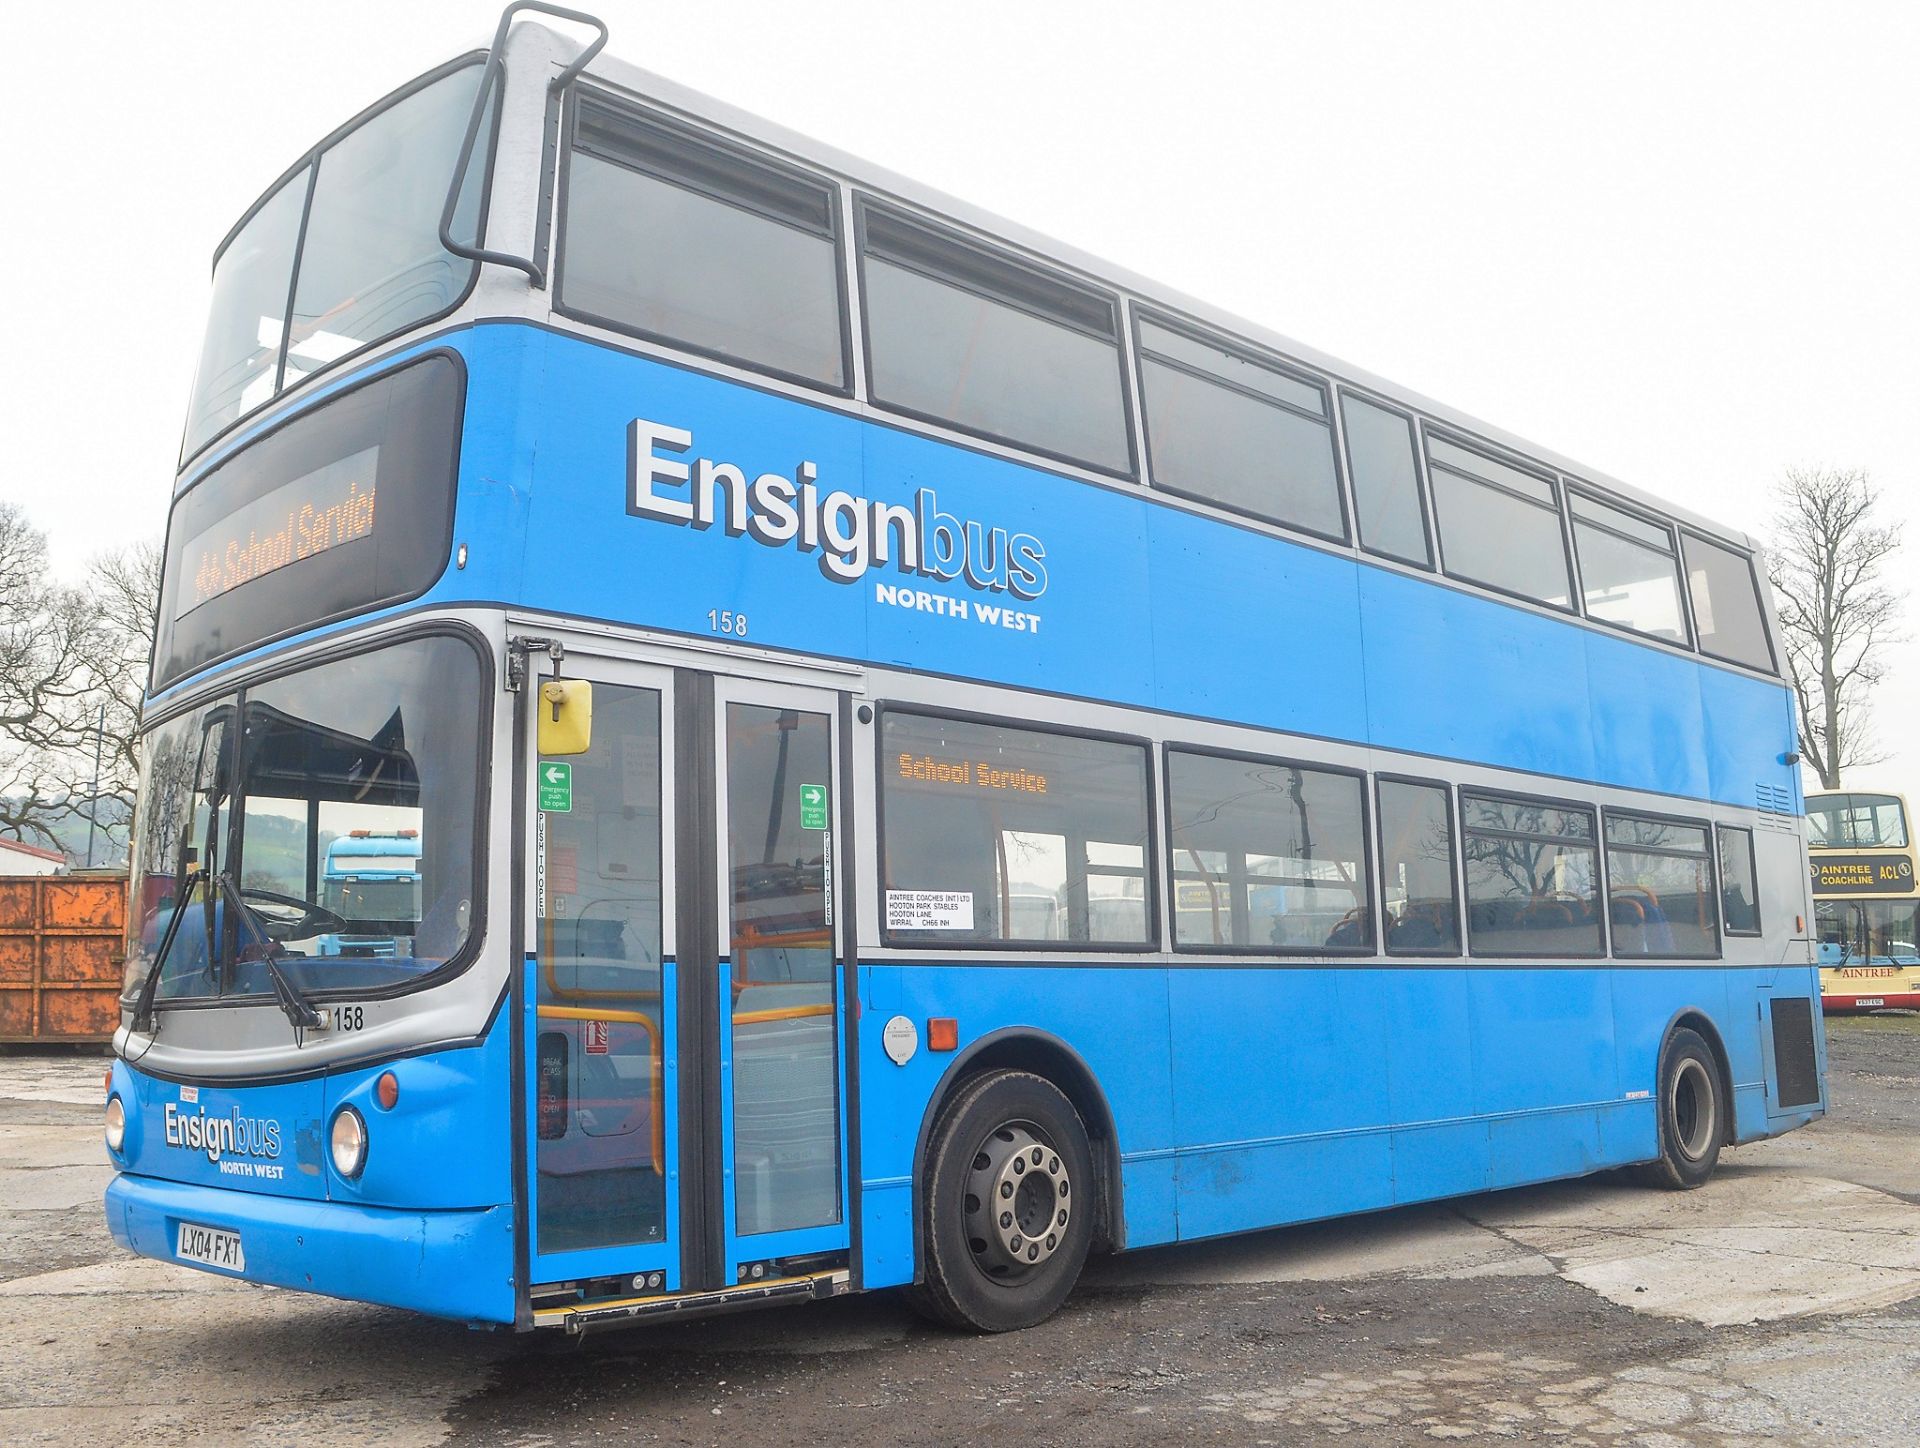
[
  {"xmin": 1857, "ymin": 998, "xmax": 1885, "ymax": 1008},
  {"xmin": 176, "ymin": 1222, "xmax": 245, "ymax": 1272}
]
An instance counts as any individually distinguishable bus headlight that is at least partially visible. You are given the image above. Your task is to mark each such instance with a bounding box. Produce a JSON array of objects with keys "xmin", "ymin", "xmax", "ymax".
[
  {"xmin": 329, "ymin": 1106, "xmax": 368, "ymax": 1179},
  {"xmin": 104, "ymin": 1096, "xmax": 126, "ymax": 1153}
]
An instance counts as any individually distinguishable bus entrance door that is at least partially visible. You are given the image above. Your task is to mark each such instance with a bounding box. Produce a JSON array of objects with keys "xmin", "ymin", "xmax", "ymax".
[
  {"xmin": 524, "ymin": 656, "xmax": 677, "ymax": 1296},
  {"xmin": 522, "ymin": 655, "xmax": 851, "ymax": 1311},
  {"xmin": 706, "ymin": 678, "xmax": 850, "ymax": 1291}
]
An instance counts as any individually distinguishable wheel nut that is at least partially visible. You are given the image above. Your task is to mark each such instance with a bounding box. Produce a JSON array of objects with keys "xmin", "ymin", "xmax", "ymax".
[
  {"xmin": 1000, "ymin": 1212, "xmax": 1012, "ymax": 1229},
  {"xmin": 1013, "ymin": 1158, "xmax": 1025, "ymax": 1174},
  {"xmin": 1000, "ymin": 1181, "xmax": 1013, "ymax": 1198},
  {"xmin": 1057, "ymin": 1209, "xmax": 1067, "ymax": 1226},
  {"xmin": 1027, "ymin": 1245, "xmax": 1039, "ymax": 1261},
  {"xmin": 1031, "ymin": 1147, "xmax": 1043, "ymax": 1165},
  {"xmin": 1049, "ymin": 1156, "xmax": 1059, "ymax": 1174},
  {"xmin": 1046, "ymin": 1234, "xmax": 1057, "ymax": 1250},
  {"xmin": 1010, "ymin": 1237, "xmax": 1023, "ymax": 1253}
]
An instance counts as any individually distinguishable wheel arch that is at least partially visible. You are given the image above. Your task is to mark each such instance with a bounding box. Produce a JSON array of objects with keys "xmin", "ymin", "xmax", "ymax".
[{"xmin": 910, "ymin": 1027, "xmax": 1126, "ymax": 1275}]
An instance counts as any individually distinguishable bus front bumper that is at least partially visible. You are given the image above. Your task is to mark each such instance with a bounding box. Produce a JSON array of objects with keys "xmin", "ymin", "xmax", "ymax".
[{"xmin": 104, "ymin": 1172, "xmax": 515, "ymax": 1324}]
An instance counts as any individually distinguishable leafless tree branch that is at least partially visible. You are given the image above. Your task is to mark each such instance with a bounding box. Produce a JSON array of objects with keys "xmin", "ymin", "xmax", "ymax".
[
  {"xmin": 0, "ymin": 502, "xmax": 160, "ymax": 862},
  {"xmin": 1766, "ymin": 467, "xmax": 1905, "ymax": 789}
]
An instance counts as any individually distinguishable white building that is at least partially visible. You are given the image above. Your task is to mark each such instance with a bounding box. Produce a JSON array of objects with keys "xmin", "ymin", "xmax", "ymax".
[{"xmin": 0, "ymin": 839, "xmax": 66, "ymax": 876}]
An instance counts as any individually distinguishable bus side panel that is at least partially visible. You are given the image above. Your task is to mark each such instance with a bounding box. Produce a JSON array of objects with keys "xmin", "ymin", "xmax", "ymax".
[
  {"xmin": 470, "ymin": 326, "xmax": 1802, "ymax": 820},
  {"xmin": 1471, "ymin": 969, "xmax": 1618, "ymax": 1187},
  {"xmin": 1354, "ymin": 568, "xmax": 1600, "ymax": 787},
  {"xmin": 1719, "ymin": 969, "xmax": 1778, "ymax": 1141},
  {"xmin": 1578, "ymin": 634, "xmax": 1713, "ymax": 801},
  {"xmin": 1384, "ymin": 969, "xmax": 1492, "ymax": 1204},
  {"xmin": 1606, "ymin": 967, "xmax": 1734, "ymax": 1161},
  {"xmin": 1166, "ymin": 968, "xmax": 1392, "ymax": 1242},
  {"xmin": 319, "ymin": 1025, "xmax": 515, "ymax": 1213},
  {"xmin": 1145, "ymin": 507, "xmax": 1368, "ymax": 746},
  {"xmin": 1701, "ymin": 675, "xmax": 1803, "ymax": 814},
  {"xmin": 1754, "ymin": 978, "xmax": 1829, "ymax": 1131},
  {"xmin": 854, "ymin": 963, "xmax": 1178, "ymax": 1291}
]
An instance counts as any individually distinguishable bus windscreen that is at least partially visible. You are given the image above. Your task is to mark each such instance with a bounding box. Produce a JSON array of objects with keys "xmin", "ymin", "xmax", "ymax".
[{"xmin": 1807, "ymin": 793, "xmax": 1909, "ymax": 850}]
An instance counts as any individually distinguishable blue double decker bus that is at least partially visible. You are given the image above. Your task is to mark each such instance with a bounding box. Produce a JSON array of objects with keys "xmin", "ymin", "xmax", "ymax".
[{"xmin": 107, "ymin": 6, "xmax": 1826, "ymax": 1334}]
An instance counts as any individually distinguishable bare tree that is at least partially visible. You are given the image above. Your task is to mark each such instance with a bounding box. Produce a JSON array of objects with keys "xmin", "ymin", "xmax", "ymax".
[
  {"xmin": 80, "ymin": 540, "xmax": 163, "ymax": 828},
  {"xmin": 0, "ymin": 505, "xmax": 98, "ymax": 847},
  {"xmin": 0, "ymin": 503, "xmax": 160, "ymax": 859},
  {"xmin": 1766, "ymin": 468, "xmax": 1904, "ymax": 790}
]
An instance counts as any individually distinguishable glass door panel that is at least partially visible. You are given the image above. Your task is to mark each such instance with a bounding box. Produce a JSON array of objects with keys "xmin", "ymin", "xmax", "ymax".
[
  {"xmin": 717, "ymin": 689, "xmax": 847, "ymax": 1266},
  {"xmin": 531, "ymin": 674, "xmax": 673, "ymax": 1269}
]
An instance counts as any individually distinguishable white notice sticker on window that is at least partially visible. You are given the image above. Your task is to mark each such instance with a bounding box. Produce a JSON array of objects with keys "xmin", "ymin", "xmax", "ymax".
[{"xmin": 886, "ymin": 890, "xmax": 974, "ymax": 931}]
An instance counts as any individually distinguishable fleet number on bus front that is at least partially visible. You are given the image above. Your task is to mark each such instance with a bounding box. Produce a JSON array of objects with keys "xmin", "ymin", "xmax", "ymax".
[{"xmin": 707, "ymin": 610, "xmax": 748, "ymax": 637}]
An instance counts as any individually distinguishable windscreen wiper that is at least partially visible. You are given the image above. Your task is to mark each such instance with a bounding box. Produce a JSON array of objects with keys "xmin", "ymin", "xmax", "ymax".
[
  {"xmin": 215, "ymin": 872, "xmax": 323, "ymax": 1037},
  {"xmin": 130, "ymin": 867, "xmax": 206, "ymax": 1035}
]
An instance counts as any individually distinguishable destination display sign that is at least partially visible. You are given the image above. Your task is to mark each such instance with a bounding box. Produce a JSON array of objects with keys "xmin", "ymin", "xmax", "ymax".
[
  {"xmin": 178, "ymin": 449, "xmax": 379, "ymax": 617},
  {"xmin": 895, "ymin": 752, "xmax": 1049, "ymax": 794},
  {"xmin": 152, "ymin": 355, "xmax": 461, "ymax": 691},
  {"xmin": 1811, "ymin": 853, "xmax": 1915, "ymax": 895}
]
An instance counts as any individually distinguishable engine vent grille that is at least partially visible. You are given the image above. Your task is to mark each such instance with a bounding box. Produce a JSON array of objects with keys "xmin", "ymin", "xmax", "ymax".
[{"xmin": 1756, "ymin": 782, "xmax": 1797, "ymax": 832}]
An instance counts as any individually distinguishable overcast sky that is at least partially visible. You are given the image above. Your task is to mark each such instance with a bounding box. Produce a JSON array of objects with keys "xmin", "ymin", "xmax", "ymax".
[{"xmin": 1, "ymin": 1, "xmax": 1915, "ymax": 783}]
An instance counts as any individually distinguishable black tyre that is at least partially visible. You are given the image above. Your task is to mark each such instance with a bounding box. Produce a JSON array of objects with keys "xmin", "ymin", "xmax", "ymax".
[
  {"xmin": 907, "ymin": 1070, "xmax": 1095, "ymax": 1333},
  {"xmin": 1637, "ymin": 1027, "xmax": 1724, "ymax": 1190}
]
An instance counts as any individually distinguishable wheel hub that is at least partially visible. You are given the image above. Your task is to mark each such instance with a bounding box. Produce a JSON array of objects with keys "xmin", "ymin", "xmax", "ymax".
[{"xmin": 963, "ymin": 1122, "xmax": 1072, "ymax": 1279}]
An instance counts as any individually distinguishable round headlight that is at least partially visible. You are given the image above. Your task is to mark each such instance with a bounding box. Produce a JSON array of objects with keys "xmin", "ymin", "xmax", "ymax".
[
  {"xmin": 104, "ymin": 1096, "xmax": 126, "ymax": 1153},
  {"xmin": 329, "ymin": 1106, "xmax": 368, "ymax": 1179}
]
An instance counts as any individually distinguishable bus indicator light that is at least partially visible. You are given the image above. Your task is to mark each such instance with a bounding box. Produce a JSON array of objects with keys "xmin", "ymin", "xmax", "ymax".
[
  {"xmin": 376, "ymin": 1072, "xmax": 399, "ymax": 1110},
  {"xmin": 928, "ymin": 1018, "xmax": 959, "ymax": 1052}
]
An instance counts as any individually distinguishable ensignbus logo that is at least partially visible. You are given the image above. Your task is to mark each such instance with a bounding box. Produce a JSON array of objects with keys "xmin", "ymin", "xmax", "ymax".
[
  {"xmin": 627, "ymin": 419, "xmax": 1049, "ymax": 602},
  {"xmin": 164, "ymin": 1102, "xmax": 282, "ymax": 1165}
]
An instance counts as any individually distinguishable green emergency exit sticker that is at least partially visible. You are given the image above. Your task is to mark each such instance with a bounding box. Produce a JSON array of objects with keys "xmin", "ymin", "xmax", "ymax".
[
  {"xmin": 539, "ymin": 761, "xmax": 573, "ymax": 813},
  {"xmin": 800, "ymin": 783, "xmax": 828, "ymax": 830}
]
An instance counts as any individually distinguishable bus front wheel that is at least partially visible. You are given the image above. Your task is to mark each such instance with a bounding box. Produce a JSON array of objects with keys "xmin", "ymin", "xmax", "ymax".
[
  {"xmin": 909, "ymin": 1069, "xmax": 1095, "ymax": 1332},
  {"xmin": 1638, "ymin": 1027, "xmax": 1724, "ymax": 1190}
]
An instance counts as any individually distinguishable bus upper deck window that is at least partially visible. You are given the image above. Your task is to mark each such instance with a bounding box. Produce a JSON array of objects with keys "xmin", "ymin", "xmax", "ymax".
[
  {"xmin": 560, "ymin": 97, "xmax": 847, "ymax": 390},
  {"xmin": 859, "ymin": 205, "xmax": 1132, "ymax": 477},
  {"xmin": 1570, "ymin": 493, "xmax": 1689, "ymax": 644},
  {"xmin": 1341, "ymin": 393, "xmax": 1431, "ymax": 568},
  {"xmin": 1683, "ymin": 533, "xmax": 1776, "ymax": 673},
  {"xmin": 1137, "ymin": 315, "xmax": 1345, "ymax": 543},
  {"xmin": 1427, "ymin": 437, "xmax": 1573, "ymax": 610},
  {"xmin": 180, "ymin": 60, "xmax": 490, "ymax": 464}
]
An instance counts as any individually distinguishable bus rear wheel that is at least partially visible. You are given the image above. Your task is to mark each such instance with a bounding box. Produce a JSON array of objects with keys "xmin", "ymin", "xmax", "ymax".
[
  {"xmin": 1638, "ymin": 1027, "xmax": 1724, "ymax": 1190},
  {"xmin": 909, "ymin": 1070, "xmax": 1094, "ymax": 1332}
]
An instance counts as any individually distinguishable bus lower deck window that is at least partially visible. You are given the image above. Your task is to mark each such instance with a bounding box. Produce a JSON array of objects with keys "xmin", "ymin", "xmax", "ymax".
[
  {"xmin": 1605, "ymin": 814, "xmax": 1718, "ymax": 959},
  {"xmin": 879, "ymin": 711, "xmax": 1152, "ymax": 947},
  {"xmin": 1166, "ymin": 749, "xmax": 1371, "ymax": 953},
  {"xmin": 1461, "ymin": 793, "xmax": 1602, "ymax": 957}
]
